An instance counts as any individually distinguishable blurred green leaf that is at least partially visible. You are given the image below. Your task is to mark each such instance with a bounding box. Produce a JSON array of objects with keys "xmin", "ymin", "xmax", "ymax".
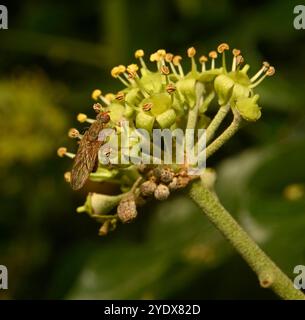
[
  {"xmin": 216, "ymin": 138, "xmax": 305, "ymax": 275},
  {"xmin": 68, "ymin": 196, "xmax": 231, "ymax": 299}
]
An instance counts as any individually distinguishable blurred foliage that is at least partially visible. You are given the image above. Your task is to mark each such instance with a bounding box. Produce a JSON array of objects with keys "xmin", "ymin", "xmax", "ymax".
[{"xmin": 1, "ymin": 0, "xmax": 305, "ymax": 300}]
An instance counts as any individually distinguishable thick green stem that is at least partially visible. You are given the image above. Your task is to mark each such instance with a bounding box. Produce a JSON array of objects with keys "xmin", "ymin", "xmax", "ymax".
[
  {"xmin": 189, "ymin": 181, "xmax": 305, "ymax": 300},
  {"xmin": 206, "ymin": 113, "xmax": 241, "ymax": 159},
  {"xmin": 205, "ymin": 104, "xmax": 230, "ymax": 144}
]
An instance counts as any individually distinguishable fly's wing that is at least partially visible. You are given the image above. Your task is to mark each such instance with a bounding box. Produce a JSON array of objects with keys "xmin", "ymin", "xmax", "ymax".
[{"xmin": 70, "ymin": 132, "xmax": 103, "ymax": 190}]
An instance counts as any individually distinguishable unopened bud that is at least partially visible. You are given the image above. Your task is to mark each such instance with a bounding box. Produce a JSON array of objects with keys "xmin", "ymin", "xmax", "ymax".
[
  {"xmin": 160, "ymin": 168, "xmax": 174, "ymax": 184},
  {"xmin": 154, "ymin": 184, "xmax": 170, "ymax": 201},
  {"xmin": 140, "ymin": 180, "xmax": 157, "ymax": 197},
  {"xmin": 117, "ymin": 194, "xmax": 138, "ymax": 223}
]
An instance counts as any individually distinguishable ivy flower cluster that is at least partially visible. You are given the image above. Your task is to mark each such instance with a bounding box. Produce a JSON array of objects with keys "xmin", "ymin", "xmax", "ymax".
[{"xmin": 58, "ymin": 43, "xmax": 274, "ymax": 235}]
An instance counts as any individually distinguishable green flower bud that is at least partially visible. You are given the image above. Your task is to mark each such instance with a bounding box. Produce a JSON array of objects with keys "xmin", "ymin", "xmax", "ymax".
[
  {"xmin": 156, "ymin": 109, "xmax": 176, "ymax": 128},
  {"xmin": 235, "ymin": 94, "xmax": 261, "ymax": 122},
  {"xmin": 136, "ymin": 112, "xmax": 155, "ymax": 132},
  {"xmin": 214, "ymin": 74, "xmax": 235, "ymax": 105},
  {"xmin": 77, "ymin": 192, "xmax": 124, "ymax": 216}
]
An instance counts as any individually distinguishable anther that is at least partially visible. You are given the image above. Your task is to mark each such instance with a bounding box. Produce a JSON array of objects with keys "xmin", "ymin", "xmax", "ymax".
[
  {"xmin": 165, "ymin": 53, "xmax": 174, "ymax": 62},
  {"xmin": 173, "ymin": 55, "xmax": 184, "ymax": 76},
  {"xmin": 209, "ymin": 51, "xmax": 218, "ymax": 69},
  {"xmin": 68, "ymin": 128, "xmax": 81, "ymax": 139},
  {"xmin": 77, "ymin": 113, "xmax": 95, "ymax": 124},
  {"xmin": 57, "ymin": 147, "xmax": 75, "ymax": 159},
  {"xmin": 92, "ymin": 89, "xmax": 102, "ymax": 101},
  {"xmin": 142, "ymin": 102, "xmax": 153, "ymax": 111},
  {"xmin": 217, "ymin": 43, "xmax": 229, "ymax": 53},
  {"xmin": 160, "ymin": 65, "xmax": 170, "ymax": 75},
  {"xmin": 64, "ymin": 171, "xmax": 71, "ymax": 183},
  {"xmin": 266, "ymin": 66, "xmax": 275, "ymax": 76},
  {"xmin": 232, "ymin": 48, "xmax": 241, "ymax": 57},
  {"xmin": 93, "ymin": 103, "xmax": 102, "ymax": 113},
  {"xmin": 117, "ymin": 65, "xmax": 126, "ymax": 73},
  {"xmin": 166, "ymin": 83, "xmax": 176, "ymax": 94},
  {"xmin": 111, "ymin": 66, "xmax": 120, "ymax": 78},
  {"xmin": 135, "ymin": 49, "xmax": 144, "ymax": 58},
  {"xmin": 157, "ymin": 49, "xmax": 166, "ymax": 58},
  {"xmin": 57, "ymin": 147, "xmax": 67, "ymax": 157},
  {"xmin": 115, "ymin": 91, "xmax": 125, "ymax": 101},
  {"xmin": 199, "ymin": 55, "xmax": 208, "ymax": 72},
  {"xmin": 134, "ymin": 49, "xmax": 147, "ymax": 68},
  {"xmin": 187, "ymin": 47, "xmax": 196, "ymax": 58},
  {"xmin": 173, "ymin": 55, "xmax": 182, "ymax": 66}
]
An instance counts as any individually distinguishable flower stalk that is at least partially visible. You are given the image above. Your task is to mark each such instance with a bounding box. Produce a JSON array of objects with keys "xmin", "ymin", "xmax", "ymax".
[{"xmin": 189, "ymin": 180, "xmax": 305, "ymax": 300}]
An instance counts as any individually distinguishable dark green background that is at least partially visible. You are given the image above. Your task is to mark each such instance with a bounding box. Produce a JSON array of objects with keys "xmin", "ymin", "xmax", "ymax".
[{"xmin": 1, "ymin": 0, "xmax": 305, "ymax": 299}]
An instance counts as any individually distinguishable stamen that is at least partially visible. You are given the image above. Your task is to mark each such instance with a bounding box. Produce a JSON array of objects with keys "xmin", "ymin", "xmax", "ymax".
[
  {"xmin": 77, "ymin": 113, "xmax": 95, "ymax": 124},
  {"xmin": 93, "ymin": 103, "xmax": 102, "ymax": 113},
  {"xmin": 126, "ymin": 64, "xmax": 149, "ymax": 98},
  {"xmin": 127, "ymin": 64, "xmax": 139, "ymax": 79},
  {"xmin": 232, "ymin": 49, "xmax": 241, "ymax": 71},
  {"xmin": 208, "ymin": 51, "xmax": 218, "ymax": 69},
  {"xmin": 57, "ymin": 147, "xmax": 75, "ymax": 159},
  {"xmin": 173, "ymin": 55, "xmax": 184, "ymax": 77},
  {"xmin": 166, "ymin": 53, "xmax": 178, "ymax": 76},
  {"xmin": 68, "ymin": 128, "xmax": 82, "ymax": 139},
  {"xmin": 150, "ymin": 52, "xmax": 162, "ymax": 69},
  {"xmin": 92, "ymin": 89, "xmax": 102, "ymax": 101},
  {"xmin": 199, "ymin": 55, "xmax": 208, "ymax": 72},
  {"xmin": 250, "ymin": 62, "xmax": 270, "ymax": 83},
  {"xmin": 236, "ymin": 55, "xmax": 245, "ymax": 72},
  {"xmin": 187, "ymin": 46, "xmax": 197, "ymax": 72},
  {"xmin": 217, "ymin": 43, "xmax": 229, "ymax": 73},
  {"xmin": 165, "ymin": 53, "xmax": 173, "ymax": 63},
  {"xmin": 111, "ymin": 66, "xmax": 129, "ymax": 86},
  {"xmin": 249, "ymin": 66, "xmax": 275, "ymax": 89},
  {"xmin": 134, "ymin": 49, "xmax": 147, "ymax": 69},
  {"xmin": 91, "ymin": 89, "xmax": 111, "ymax": 105}
]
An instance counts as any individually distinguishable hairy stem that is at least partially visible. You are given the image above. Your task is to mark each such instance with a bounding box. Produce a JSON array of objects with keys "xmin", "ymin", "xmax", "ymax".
[
  {"xmin": 206, "ymin": 113, "xmax": 241, "ymax": 159},
  {"xmin": 186, "ymin": 82, "xmax": 205, "ymax": 130},
  {"xmin": 189, "ymin": 181, "xmax": 305, "ymax": 300},
  {"xmin": 205, "ymin": 104, "xmax": 230, "ymax": 144}
]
